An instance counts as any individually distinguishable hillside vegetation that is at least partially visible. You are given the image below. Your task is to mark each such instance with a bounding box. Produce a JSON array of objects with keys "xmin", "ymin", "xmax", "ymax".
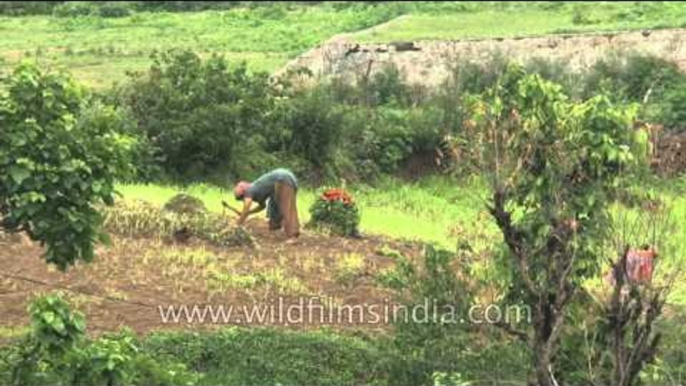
[{"xmin": 2, "ymin": 2, "xmax": 686, "ymax": 88}]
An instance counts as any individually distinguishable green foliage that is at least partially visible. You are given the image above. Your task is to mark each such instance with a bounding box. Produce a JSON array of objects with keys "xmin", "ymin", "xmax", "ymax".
[
  {"xmin": 470, "ymin": 63, "xmax": 647, "ymax": 384},
  {"xmin": 308, "ymin": 190, "xmax": 360, "ymax": 237},
  {"xmin": 583, "ymin": 54, "xmax": 683, "ymax": 103},
  {"xmin": 571, "ymin": 4, "xmax": 601, "ymax": 25},
  {"xmin": 52, "ymin": 2, "xmax": 96, "ymax": 18},
  {"xmin": 97, "ymin": 2, "xmax": 133, "ymax": 18},
  {"xmin": 2, "ymin": 293, "xmax": 198, "ymax": 386},
  {"xmin": 660, "ymin": 83, "xmax": 686, "ymax": 131},
  {"xmin": 473, "ymin": 64, "xmax": 642, "ymax": 283},
  {"xmin": 277, "ymin": 87, "xmax": 344, "ymax": 172},
  {"xmin": 118, "ymin": 49, "xmax": 277, "ymax": 182},
  {"xmin": 141, "ymin": 327, "xmax": 414, "ymax": 386},
  {"xmin": 645, "ymin": 312, "xmax": 686, "ymax": 384},
  {"xmin": 377, "ymin": 244, "xmax": 530, "ymax": 385},
  {"xmin": 0, "ymin": 62, "xmax": 133, "ymax": 270},
  {"xmin": 0, "ymin": 1, "xmax": 59, "ymax": 16},
  {"xmin": 28, "ymin": 293, "xmax": 86, "ymax": 353}
]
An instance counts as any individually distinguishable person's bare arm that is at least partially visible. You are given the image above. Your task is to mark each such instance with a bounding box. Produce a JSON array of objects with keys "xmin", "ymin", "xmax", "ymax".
[{"xmin": 236, "ymin": 197, "xmax": 265, "ymax": 225}]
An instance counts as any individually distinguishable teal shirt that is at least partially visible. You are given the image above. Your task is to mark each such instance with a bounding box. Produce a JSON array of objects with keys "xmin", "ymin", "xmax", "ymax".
[{"xmin": 245, "ymin": 168, "xmax": 298, "ymax": 206}]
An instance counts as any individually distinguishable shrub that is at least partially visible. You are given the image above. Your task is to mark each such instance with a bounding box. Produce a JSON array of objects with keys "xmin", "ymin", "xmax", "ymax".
[
  {"xmin": 0, "ymin": 63, "xmax": 133, "ymax": 270},
  {"xmin": 4, "ymin": 293, "xmax": 198, "ymax": 386},
  {"xmin": 660, "ymin": 82, "xmax": 686, "ymax": 130},
  {"xmin": 308, "ymin": 188, "xmax": 360, "ymax": 237},
  {"xmin": 52, "ymin": 1, "xmax": 95, "ymax": 17},
  {"xmin": 118, "ymin": 49, "xmax": 277, "ymax": 182},
  {"xmin": 365, "ymin": 64, "xmax": 412, "ymax": 107},
  {"xmin": 377, "ymin": 244, "xmax": 530, "ymax": 385},
  {"xmin": 98, "ymin": 2, "xmax": 133, "ymax": 18},
  {"xmin": 277, "ymin": 86, "xmax": 345, "ymax": 173},
  {"xmin": 582, "ymin": 53, "xmax": 683, "ymax": 102}
]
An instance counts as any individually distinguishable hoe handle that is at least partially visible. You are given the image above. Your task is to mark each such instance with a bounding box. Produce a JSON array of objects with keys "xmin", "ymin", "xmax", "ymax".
[{"xmin": 221, "ymin": 200, "xmax": 242, "ymax": 216}]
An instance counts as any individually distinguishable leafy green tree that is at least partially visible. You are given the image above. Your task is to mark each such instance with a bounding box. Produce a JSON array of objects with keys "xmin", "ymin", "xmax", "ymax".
[
  {"xmin": 0, "ymin": 62, "xmax": 132, "ymax": 270},
  {"xmin": 468, "ymin": 64, "xmax": 647, "ymax": 386}
]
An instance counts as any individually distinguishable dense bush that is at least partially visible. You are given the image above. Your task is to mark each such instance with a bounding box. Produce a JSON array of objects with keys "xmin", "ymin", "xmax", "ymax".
[
  {"xmin": 275, "ymin": 87, "xmax": 345, "ymax": 173},
  {"xmin": 0, "ymin": 63, "xmax": 133, "ymax": 270},
  {"xmin": 582, "ymin": 53, "xmax": 683, "ymax": 101},
  {"xmin": 98, "ymin": 2, "xmax": 133, "ymax": 18},
  {"xmin": 659, "ymin": 82, "xmax": 686, "ymax": 131},
  {"xmin": 308, "ymin": 188, "xmax": 360, "ymax": 237},
  {"xmin": 0, "ymin": 1, "xmax": 60, "ymax": 16},
  {"xmin": 581, "ymin": 53, "xmax": 686, "ymax": 130},
  {"xmin": 1, "ymin": 293, "xmax": 197, "ymax": 386},
  {"xmin": 117, "ymin": 49, "xmax": 278, "ymax": 183},
  {"xmin": 52, "ymin": 1, "xmax": 96, "ymax": 18}
]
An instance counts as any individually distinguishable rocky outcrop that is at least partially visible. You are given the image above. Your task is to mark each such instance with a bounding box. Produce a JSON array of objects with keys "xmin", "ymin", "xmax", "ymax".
[{"xmin": 278, "ymin": 28, "xmax": 686, "ymax": 87}]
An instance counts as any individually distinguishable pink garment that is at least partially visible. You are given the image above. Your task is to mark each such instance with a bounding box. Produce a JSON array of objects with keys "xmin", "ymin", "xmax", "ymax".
[
  {"xmin": 605, "ymin": 249, "xmax": 655, "ymax": 286},
  {"xmin": 234, "ymin": 181, "xmax": 252, "ymax": 198}
]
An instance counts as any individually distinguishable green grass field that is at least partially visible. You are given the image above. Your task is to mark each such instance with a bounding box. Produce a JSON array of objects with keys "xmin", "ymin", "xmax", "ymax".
[
  {"xmin": 116, "ymin": 175, "xmax": 493, "ymax": 249},
  {"xmin": 2, "ymin": 2, "xmax": 685, "ymax": 88},
  {"xmin": 354, "ymin": 2, "xmax": 686, "ymax": 42},
  {"xmin": 0, "ymin": 4, "xmax": 396, "ymax": 88},
  {"xmin": 116, "ymin": 175, "xmax": 686, "ymax": 261}
]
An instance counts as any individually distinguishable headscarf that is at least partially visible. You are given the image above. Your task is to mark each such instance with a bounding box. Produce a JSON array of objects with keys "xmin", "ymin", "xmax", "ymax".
[{"xmin": 234, "ymin": 181, "xmax": 252, "ymax": 200}]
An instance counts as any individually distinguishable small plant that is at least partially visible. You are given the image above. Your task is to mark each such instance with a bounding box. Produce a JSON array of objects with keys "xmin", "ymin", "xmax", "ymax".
[
  {"xmin": 308, "ymin": 188, "xmax": 361, "ymax": 237},
  {"xmin": 334, "ymin": 253, "xmax": 366, "ymax": 284},
  {"xmin": 163, "ymin": 194, "xmax": 207, "ymax": 216},
  {"xmin": 28, "ymin": 292, "xmax": 86, "ymax": 353},
  {"xmin": 6, "ymin": 293, "xmax": 198, "ymax": 386}
]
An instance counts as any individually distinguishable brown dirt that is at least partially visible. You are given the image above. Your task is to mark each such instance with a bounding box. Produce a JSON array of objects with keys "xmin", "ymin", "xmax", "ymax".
[
  {"xmin": 653, "ymin": 129, "xmax": 686, "ymax": 176},
  {"xmin": 0, "ymin": 221, "xmax": 423, "ymax": 337}
]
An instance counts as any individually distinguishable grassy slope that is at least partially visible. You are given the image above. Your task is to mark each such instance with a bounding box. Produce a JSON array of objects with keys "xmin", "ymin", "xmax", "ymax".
[
  {"xmin": 0, "ymin": 4, "xmax": 394, "ymax": 89},
  {"xmin": 354, "ymin": 2, "xmax": 686, "ymax": 42},
  {"xmin": 2, "ymin": 2, "xmax": 686, "ymax": 88}
]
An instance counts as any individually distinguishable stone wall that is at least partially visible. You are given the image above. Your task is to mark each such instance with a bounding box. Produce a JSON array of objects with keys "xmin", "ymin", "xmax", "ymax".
[{"xmin": 277, "ymin": 28, "xmax": 686, "ymax": 87}]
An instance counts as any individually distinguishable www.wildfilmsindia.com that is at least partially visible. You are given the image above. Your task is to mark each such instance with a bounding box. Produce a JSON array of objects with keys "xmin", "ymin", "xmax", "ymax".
[{"xmin": 157, "ymin": 298, "xmax": 531, "ymax": 326}]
